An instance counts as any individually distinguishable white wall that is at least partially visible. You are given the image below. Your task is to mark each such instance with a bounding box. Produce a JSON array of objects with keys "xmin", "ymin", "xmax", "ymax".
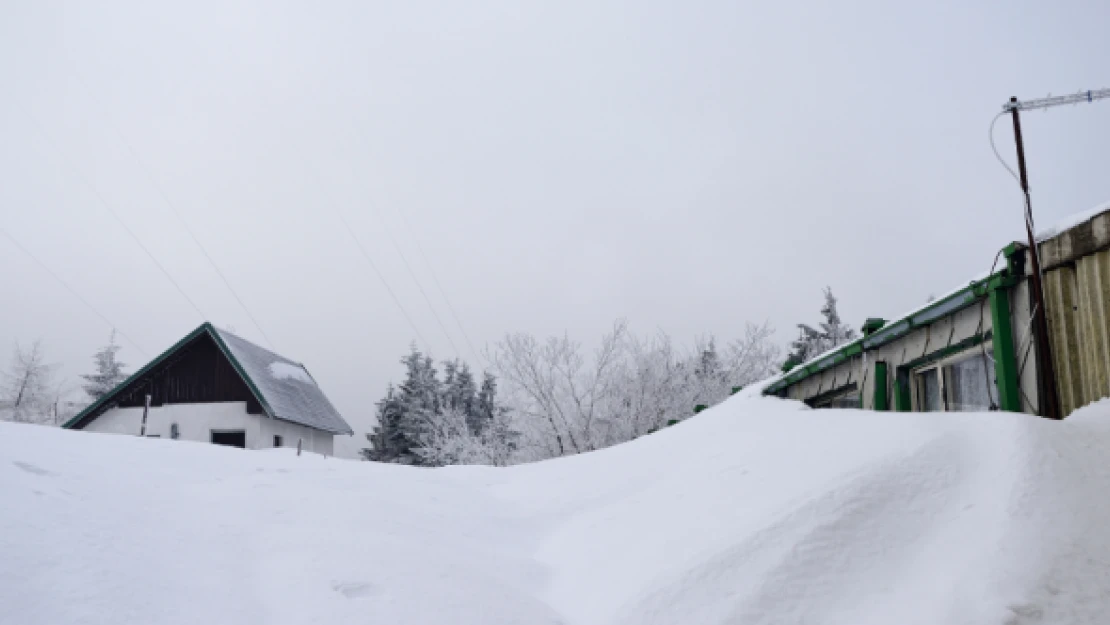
[{"xmin": 83, "ymin": 402, "xmax": 334, "ymax": 455}]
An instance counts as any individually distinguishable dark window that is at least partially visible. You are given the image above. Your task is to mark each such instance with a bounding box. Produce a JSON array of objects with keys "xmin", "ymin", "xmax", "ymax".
[
  {"xmin": 273, "ymin": 435, "xmax": 283, "ymax": 447},
  {"xmin": 824, "ymin": 391, "xmax": 861, "ymax": 409},
  {"xmin": 809, "ymin": 383, "xmax": 860, "ymax": 410},
  {"xmin": 211, "ymin": 430, "xmax": 246, "ymax": 448}
]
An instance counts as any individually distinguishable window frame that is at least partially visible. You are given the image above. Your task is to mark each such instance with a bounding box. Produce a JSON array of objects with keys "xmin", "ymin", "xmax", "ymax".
[
  {"xmin": 807, "ymin": 382, "xmax": 861, "ymax": 410},
  {"xmin": 911, "ymin": 347, "xmax": 996, "ymax": 413}
]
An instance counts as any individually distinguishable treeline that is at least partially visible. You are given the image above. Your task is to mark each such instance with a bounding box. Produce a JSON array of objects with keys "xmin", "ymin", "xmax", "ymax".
[
  {"xmin": 364, "ymin": 287, "xmax": 856, "ymax": 467},
  {"xmin": 363, "ymin": 320, "xmax": 781, "ymax": 466}
]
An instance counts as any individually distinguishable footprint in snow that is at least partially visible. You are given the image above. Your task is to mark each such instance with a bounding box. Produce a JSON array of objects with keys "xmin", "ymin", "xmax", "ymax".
[
  {"xmin": 333, "ymin": 581, "xmax": 375, "ymax": 600},
  {"xmin": 13, "ymin": 461, "xmax": 54, "ymax": 477}
]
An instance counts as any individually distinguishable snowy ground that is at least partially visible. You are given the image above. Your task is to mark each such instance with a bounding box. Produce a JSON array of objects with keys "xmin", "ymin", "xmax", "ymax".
[{"xmin": 4, "ymin": 390, "xmax": 1110, "ymax": 625}]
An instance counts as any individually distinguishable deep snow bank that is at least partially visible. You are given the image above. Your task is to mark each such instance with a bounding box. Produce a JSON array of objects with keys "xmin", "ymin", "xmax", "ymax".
[{"xmin": 4, "ymin": 392, "xmax": 1110, "ymax": 625}]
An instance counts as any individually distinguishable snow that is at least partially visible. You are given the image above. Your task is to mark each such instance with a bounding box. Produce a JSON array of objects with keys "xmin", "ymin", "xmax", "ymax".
[
  {"xmin": 4, "ymin": 391, "xmax": 1110, "ymax": 624},
  {"xmin": 1036, "ymin": 200, "xmax": 1110, "ymax": 241},
  {"xmin": 267, "ymin": 361, "xmax": 316, "ymax": 385}
]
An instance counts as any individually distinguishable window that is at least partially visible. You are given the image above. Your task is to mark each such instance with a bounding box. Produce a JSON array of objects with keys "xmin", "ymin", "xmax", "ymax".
[
  {"xmin": 274, "ymin": 435, "xmax": 283, "ymax": 447},
  {"xmin": 810, "ymin": 384, "xmax": 860, "ymax": 409},
  {"xmin": 211, "ymin": 431, "xmax": 247, "ymax": 448},
  {"xmin": 825, "ymin": 390, "xmax": 861, "ymax": 409},
  {"xmin": 916, "ymin": 368, "xmax": 942, "ymax": 412},
  {"xmin": 912, "ymin": 348, "xmax": 997, "ymax": 412},
  {"xmin": 944, "ymin": 351, "xmax": 995, "ymax": 411}
]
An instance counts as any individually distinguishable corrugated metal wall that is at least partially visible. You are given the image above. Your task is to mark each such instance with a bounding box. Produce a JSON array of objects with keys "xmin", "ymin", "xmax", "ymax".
[
  {"xmin": 1046, "ymin": 248, "xmax": 1110, "ymax": 416},
  {"xmin": 1041, "ymin": 210, "xmax": 1110, "ymax": 417}
]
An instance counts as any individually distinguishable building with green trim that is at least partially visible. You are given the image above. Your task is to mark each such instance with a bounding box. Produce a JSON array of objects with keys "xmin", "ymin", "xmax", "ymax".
[
  {"xmin": 765, "ymin": 242, "xmax": 1037, "ymax": 414},
  {"xmin": 765, "ymin": 203, "xmax": 1110, "ymax": 418}
]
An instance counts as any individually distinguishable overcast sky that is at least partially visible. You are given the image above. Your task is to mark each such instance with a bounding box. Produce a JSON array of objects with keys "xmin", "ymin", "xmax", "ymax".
[{"xmin": 2, "ymin": 0, "xmax": 1108, "ymax": 457}]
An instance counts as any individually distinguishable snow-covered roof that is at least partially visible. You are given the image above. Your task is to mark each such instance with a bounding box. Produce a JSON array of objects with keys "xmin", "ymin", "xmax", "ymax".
[
  {"xmin": 213, "ymin": 328, "xmax": 350, "ymax": 434},
  {"xmin": 764, "ymin": 260, "xmax": 1014, "ymax": 395},
  {"xmin": 1036, "ymin": 200, "xmax": 1110, "ymax": 242},
  {"xmin": 211, "ymin": 328, "xmax": 352, "ymax": 435}
]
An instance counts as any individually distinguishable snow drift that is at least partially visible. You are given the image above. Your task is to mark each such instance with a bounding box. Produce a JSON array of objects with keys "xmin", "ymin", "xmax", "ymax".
[{"xmin": 4, "ymin": 390, "xmax": 1110, "ymax": 625}]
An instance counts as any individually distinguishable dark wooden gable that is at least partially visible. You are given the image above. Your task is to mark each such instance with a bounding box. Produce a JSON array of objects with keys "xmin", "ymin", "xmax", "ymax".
[{"xmin": 69, "ymin": 331, "xmax": 264, "ymax": 429}]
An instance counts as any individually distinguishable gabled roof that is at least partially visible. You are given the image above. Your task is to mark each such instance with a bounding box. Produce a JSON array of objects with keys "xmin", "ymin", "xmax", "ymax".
[{"xmin": 63, "ymin": 323, "xmax": 353, "ymax": 435}]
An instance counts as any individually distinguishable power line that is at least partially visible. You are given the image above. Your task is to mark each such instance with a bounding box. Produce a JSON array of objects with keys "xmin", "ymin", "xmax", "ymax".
[
  {"xmin": 15, "ymin": 99, "xmax": 209, "ymax": 322},
  {"xmin": 330, "ymin": 203, "xmax": 433, "ymax": 351},
  {"xmin": 301, "ymin": 158, "xmax": 432, "ymax": 350},
  {"xmin": 0, "ymin": 227, "xmax": 150, "ymax": 359},
  {"xmin": 65, "ymin": 68, "xmax": 276, "ymax": 349},
  {"xmin": 345, "ymin": 124, "xmax": 486, "ymax": 365},
  {"xmin": 339, "ymin": 160, "xmax": 463, "ymax": 359},
  {"xmin": 392, "ymin": 206, "xmax": 487, "ymax": 365}
]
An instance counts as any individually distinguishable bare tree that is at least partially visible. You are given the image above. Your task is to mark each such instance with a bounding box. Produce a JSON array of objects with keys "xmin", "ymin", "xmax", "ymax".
[
  {"xmin": 1, "ymin": 341, "xmax": 57, "ymax": 424},
  {"xmin": 490, "ymin": 320, "xmax": 780, "ymax": 462},
  {"xmin": 490, "ymin": 320, "xmax": 629, "ymax": 460}
]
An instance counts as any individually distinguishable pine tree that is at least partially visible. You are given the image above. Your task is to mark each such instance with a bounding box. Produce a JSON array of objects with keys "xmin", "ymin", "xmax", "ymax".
[
  {"xmin": 819, "ymin": 287, "xmax": 856, "ymax": 348},
  {"xmin": 452, "ymin": 362, "xmax": 479, "ymax": 432},
  {"xmin": 783, "ymin": 287, "xmax": 856, "ymax": 371},
  {"xmin": 474, "ymin": 371, "xmax": 517, "ymax": 464},
  {"xmin": 363, "ymin": 346, "xmax": 441, "ymax": 465},
  {"xmin": 474, "ymin": 371, "xmax": 500, "ymax": 435},
  {"xmin": 81, "ymin": 331, "xmax": 128, "ymax": 401},
  {"xmin": 365, "ymin": 345, "xmax": 518, "ymax": 466},
  {"xmin": 362, "ymin": 384, "xmax": 411, "ymax": 462}
]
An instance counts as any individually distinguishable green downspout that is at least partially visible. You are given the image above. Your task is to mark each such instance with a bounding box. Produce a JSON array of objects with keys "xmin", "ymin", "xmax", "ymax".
[
  {"xmin": 873, "ymin": 361, "xmax": 889, "ymax": 411},
  {"xmin": 989, "ymin": 287, "xmax": 1022, "ymax": 412},
  {"xmin": 894, "ymin": 370, "xmax": 912, "ymax": 411}
]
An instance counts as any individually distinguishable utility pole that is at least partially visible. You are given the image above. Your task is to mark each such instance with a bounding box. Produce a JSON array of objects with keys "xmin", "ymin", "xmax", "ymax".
[{"xmin": 1002, "ymin": 89, "xmax": 1110, "ymax": 419}]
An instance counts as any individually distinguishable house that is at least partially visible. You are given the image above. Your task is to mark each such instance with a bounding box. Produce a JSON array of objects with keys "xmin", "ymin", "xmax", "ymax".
[
  {"xmin": 63, "ymin": 322, "xmax": 352, "ymax": 454},
  {"xmin": 764, "ymin": 201, "xmax": 1110, "ymax": 419}
]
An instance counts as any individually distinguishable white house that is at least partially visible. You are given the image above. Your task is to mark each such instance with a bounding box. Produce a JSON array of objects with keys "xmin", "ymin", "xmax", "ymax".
[{"xmin": 63, "ymin": 323, "xmax": 352, "ymax": 454}]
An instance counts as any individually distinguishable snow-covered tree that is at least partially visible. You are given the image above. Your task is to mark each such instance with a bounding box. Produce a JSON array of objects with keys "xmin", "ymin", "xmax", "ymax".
[
  {"xmin": 362, "ymin": 383, "xmax": 411, "ymax": 463},
  {"xmin": 368, "ymin": 320, "xmax": 780, "ymax": 466},
  {"xmin": 490, "ymin": 320, "xmax": 628, "ymax": 458},
  {"xmin": 492, "ymin": 321, "xmax": 780, "ymax": 462},
  {"xmin": 363, "ymin": 347, "xmax": 438, "ymax": 465},
  {"xmin": 81, "ymin": 330, "xmax": 128, "ymax": 401},
  {"xmin": 364, "ymin": 347, "xmax": 513, "ymax": 466},
  {"xmin": 1, "ymin": 340, "xmax": 57, "ymax": 424},
  {"xmin": 819, "ymin": 287, "xmax": 856, "ymax": 348},
  {"xmin": 413, "ymin": 402, "xmax": 518, "ymax": 467},
  {"xmin": 784, "ymin": 287, "xmax": 856, "ymax": 371}
]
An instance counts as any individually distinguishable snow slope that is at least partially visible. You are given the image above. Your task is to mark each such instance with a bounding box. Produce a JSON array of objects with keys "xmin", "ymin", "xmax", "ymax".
[{"xmin": 4, "ymin": 391, "xmax": 1110, "ymax": 625}]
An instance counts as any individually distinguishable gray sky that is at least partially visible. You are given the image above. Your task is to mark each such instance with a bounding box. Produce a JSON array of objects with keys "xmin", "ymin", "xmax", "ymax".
[{"xmin": 2, "ymin": 0, "xmax": 1108, "ymax": 457}]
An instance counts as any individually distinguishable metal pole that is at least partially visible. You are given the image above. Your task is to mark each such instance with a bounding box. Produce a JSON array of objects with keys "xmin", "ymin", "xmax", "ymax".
[
  {"xmin": 140, "ymin": 393, "xmax": 151, "ymax": 436},
  {"xmin": 1009, "ymin": 97, "xmax": 1061, "ymax": 420}
]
